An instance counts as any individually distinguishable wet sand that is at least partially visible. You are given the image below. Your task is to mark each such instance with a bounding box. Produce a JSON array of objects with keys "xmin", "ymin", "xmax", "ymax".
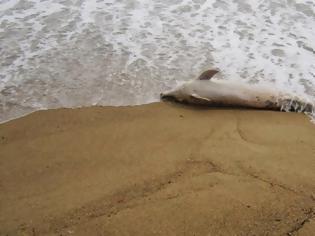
[{"xmin": 0, "ymin": 102, "xmax": 315, "ymax": 236}]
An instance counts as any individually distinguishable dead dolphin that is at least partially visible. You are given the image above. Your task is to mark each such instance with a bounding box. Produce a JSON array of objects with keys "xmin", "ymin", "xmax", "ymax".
[{"xmin": 160, "ymin": 70, "xmax": 313, "ymax": 112}]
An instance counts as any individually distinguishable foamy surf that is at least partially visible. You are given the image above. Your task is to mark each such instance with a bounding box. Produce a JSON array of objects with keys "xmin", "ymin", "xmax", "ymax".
[{"xmin": 0, "ymin": 0, "xmax": 315, "ymax": 123}]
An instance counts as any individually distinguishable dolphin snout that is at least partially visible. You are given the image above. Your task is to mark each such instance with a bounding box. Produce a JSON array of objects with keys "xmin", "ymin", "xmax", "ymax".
[
  {"xmin": 160, "ymin": 92, "xmax": 169, "ymax": 99},
  {"xmin": 160, "ymin": 92, "xmax": 176, "ymax": 101}
]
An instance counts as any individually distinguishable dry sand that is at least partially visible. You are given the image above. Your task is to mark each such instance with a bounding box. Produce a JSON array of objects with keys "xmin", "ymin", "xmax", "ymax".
[{"xmin": 0, "ymin": 102, "xmax": 315, "ymax": 236}]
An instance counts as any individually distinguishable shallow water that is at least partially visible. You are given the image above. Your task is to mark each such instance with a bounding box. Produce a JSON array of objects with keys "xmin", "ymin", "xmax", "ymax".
[{"xmin": 1, "ymin": 0, "xmax": 315, "ymax": 123}]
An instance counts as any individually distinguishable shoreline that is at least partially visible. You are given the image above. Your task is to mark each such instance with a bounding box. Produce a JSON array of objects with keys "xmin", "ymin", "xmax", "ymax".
[
  {"xmin": 1, "ymin": 101, "xmax": 314, "ymax": 126},
  {"xmin": 1, "ymin": 103, "xmax": 315, "ymax": 235}
]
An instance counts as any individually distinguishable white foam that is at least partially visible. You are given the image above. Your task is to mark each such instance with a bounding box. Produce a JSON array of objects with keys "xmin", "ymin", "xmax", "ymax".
[
  {"xmin": 0, "ymin": 0, "xmax": 19, "ymax": 12},
  {"xmin": 81, "ymin": 0, "xmax": 98, "ymax": 23},
  {"xmin": 0, "ymin": 0, "xmax": 315, "ymax": 123}
]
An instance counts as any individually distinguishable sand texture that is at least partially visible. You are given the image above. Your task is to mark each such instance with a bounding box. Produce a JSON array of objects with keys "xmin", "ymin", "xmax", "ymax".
[{"xmin": 0, "ymin": 103, "xmax": 315, "ymax": 235}]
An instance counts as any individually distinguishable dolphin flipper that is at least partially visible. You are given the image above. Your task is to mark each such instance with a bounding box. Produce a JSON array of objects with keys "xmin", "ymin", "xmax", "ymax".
[{"xmin": 190, "ymin": 94, "xmax": 211, "ymax": 102}]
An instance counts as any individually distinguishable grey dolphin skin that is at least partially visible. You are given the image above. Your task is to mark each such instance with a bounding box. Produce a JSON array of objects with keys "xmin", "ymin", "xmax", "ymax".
[{"xmin": 160, "ymin": 70, "xmax": 313, "ymax": 112}]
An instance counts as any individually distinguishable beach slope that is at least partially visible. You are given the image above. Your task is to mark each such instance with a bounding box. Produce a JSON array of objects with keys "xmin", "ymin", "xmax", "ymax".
[{"xmin": 0, "ymin": 103, "xmax": 315, "ymax": 235}]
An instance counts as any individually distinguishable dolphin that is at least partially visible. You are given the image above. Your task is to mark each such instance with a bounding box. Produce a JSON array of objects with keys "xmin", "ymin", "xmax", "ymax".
[{"xmin": 160, "ymin": 70, "xmax": 313, "ymax": 112}]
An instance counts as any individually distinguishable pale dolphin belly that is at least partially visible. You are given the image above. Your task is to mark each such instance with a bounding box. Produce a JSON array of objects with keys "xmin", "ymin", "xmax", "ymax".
[{"xmin": 191, "ymin": 81, "xmax": 280, "ymax": 109}]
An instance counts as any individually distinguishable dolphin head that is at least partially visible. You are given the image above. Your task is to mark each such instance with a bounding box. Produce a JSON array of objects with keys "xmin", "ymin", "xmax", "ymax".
[
  {"xmin": 161, "ymin": 69, "xmax": 219, "ymax": 104},
  {"xmin": 160, "ymin": 81, "xmax": 213, "ymax": 105},
  {"xmin": 160, "ymin": 83, "xmax": 191, "ymax": 103},
  {"xmin": 160, "ymin": 70, "xmax": 219, "ymax": 103}
]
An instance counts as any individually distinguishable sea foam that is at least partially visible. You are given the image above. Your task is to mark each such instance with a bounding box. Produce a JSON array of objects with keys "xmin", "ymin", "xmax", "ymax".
[{"xmin": 0, "ymin": 0, "xmax": 315, "ymax": 123}]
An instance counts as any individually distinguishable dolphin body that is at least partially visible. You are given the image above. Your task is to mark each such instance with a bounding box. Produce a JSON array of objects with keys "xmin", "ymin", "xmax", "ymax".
[{"xmin": 160, "ymin": 70, "xmax": 313, "ymax": 112}]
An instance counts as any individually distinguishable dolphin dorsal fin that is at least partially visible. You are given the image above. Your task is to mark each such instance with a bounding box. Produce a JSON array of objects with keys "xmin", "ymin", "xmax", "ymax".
[{"xmin": 197, "ymin": 70, "xmax": 219, "ymax": 80}]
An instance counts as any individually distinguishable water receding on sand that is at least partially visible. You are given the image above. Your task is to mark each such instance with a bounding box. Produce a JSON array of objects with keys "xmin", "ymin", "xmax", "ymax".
[{"xmin": 1, "ymin": 0, "xmax": 315, "ymax": 122}]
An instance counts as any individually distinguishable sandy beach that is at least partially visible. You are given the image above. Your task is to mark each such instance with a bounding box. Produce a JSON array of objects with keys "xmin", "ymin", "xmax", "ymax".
[{"xmin": 0, "ymin": 102, "xmax": 315, "ymax": 235}]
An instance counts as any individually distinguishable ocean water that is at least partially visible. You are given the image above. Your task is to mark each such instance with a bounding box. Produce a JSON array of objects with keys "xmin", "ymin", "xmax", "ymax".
[{"xmin": 1, "ymin": 0, "xmax": 315, "ymax": 123}]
